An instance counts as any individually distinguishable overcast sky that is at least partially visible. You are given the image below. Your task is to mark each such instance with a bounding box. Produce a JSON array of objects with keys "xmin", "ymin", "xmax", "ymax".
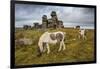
[{"xmin": 15, "ymin": 4, "xmax": 95, "ymax": 29}]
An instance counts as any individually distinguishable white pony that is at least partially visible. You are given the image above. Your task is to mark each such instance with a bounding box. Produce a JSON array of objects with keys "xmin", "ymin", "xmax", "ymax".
[
  {"xmin": 79, "ymin": 29, "xmax": 86, "ymax": 40},
  {"xmin": 38, "ymin": 31, "xmax": 66, "ymax": 56}
]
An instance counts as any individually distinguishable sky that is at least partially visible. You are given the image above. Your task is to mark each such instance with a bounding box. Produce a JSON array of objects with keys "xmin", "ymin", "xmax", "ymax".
[{"xmin": 15, "ymin": 4, "xmax": 95, "ymax": 29}]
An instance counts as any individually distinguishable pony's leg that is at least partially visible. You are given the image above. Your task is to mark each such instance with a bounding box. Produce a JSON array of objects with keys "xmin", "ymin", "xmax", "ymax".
[
  {"xmin": 43, "ymin": 43, "xmax": 46, "ymax": 52},
  {"xmin": 43, "ymin": 46, "xmax": 46, "ymax": 52},
  {"xmin": 37, "ymin": 42, "xmax": 43, "ymax": 57},
  {"xmin": 46, "ymin": 43, "xmax": 50, "ymax": 54},
  {"xmin": 83, "ymin": 35, "xmax": 85, "ymax": 40},
  {"xmin": 62, "ymin": 41, "xmax": 66, "ymax": 50},
  {"xmin": 78, "ymin": 34, "xmax": 80, "ymax": 39},
  {"xmin": 38, "ymin": 42, "xmax": 43, "ymax": 53},
  {"xmin": 58, "ymin": 41, "xmax": 63, "ymax": 52},
  {"xmin": 83, "ymin": 34, "xmax": 86, "ymax": 40},
  {"xmin": 84, "ymin": 34, "xmax": 87, "ymax": 40}
]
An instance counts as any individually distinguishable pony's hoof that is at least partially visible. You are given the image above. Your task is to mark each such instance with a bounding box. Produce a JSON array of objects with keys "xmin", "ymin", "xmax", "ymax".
[
  {"xmin": 47, "ymin": 52, "xmax": 50, "ymax": 54},
  {"xmin": 58, "ymin": 50, "xmax": 61, "ymax": 52},
  {"xmin": 63, "ymin": 49, "xmax": 66, "ymax": 51}
]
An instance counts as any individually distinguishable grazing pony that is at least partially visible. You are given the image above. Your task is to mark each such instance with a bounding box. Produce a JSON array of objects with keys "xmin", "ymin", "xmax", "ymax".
[
  {"xmin": 38, "ymin": 31, "xmax": 66, "ymax": 56},
  {"xmin": 78, "ymin": 29, "xmax": 86, "ymax": 40}
]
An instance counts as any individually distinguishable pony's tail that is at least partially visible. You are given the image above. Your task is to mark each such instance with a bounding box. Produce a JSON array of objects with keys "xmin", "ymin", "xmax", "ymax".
[{"xmin": 37, "ymin": 41, "xmax": 43, "ymax": 57}]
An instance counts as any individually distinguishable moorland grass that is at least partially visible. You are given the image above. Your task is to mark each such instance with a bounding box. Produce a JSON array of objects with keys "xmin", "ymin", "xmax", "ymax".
[{"xmin": 15, "ymin": 28, "xmax": 95, "ymax": 65}]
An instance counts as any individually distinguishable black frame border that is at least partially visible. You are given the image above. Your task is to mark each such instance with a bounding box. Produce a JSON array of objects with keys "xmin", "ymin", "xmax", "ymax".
[{"xmin": 10, "ymin": 0, "xmax": 97, "ymax": 68}]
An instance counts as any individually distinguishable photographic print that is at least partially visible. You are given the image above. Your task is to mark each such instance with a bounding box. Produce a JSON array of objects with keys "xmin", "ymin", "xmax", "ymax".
[{"xmin": 11, "ymin": 1, "xmax": 96, "ymax": 68}]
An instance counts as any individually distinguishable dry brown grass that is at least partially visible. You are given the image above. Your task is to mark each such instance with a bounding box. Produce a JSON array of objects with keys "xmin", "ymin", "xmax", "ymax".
[{"xmin": 15, "ymin": 28, "xmax": 95, "ymax": 66}]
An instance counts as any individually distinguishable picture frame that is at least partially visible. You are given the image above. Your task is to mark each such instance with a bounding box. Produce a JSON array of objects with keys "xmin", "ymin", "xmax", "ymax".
[{"xmin": 10, "ymin": 0, "xmax": 96, "ymax": 68}]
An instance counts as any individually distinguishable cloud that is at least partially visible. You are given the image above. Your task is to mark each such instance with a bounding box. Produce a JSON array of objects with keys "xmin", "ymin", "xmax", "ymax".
[{"xmin": 15, "ymin": 4, "xmax": 95, "ymax": 28}]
